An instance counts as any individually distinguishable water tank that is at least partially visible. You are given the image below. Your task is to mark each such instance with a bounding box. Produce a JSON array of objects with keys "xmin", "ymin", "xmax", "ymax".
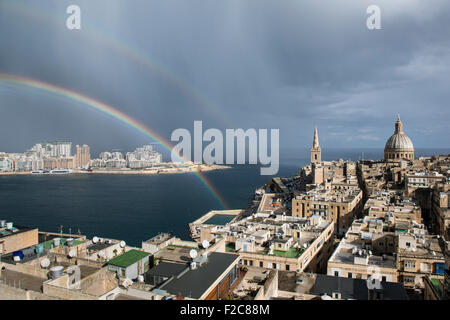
[
  {"xmin": 66, "ymin": 238, "xmax": 74, "ymax": 247},
  {"xmin": 120, "ymin": 241, "xmax": 126, "ymax": 248},
  {"xmin": 0, "ymin": 220, "xmax": 6, "ymax": 228},
  {"xmin": 49, "ymin": 266, "xmax": 64, "ymax": 279},
  {"xmin": 12, "ymin": 250, "xmax": 24, "ymax": 260},
  {"xmin": 137, "ymin": 275, "xmax": 144, "ymax": 283},
  {"xmin": 53, "ymin": 238, "xmax": 61, "ymax": 247},
  {"xmin": 6, "ymin": 222, "xmax": 13, "ymax": 229},
  {"xmin": 22, "ymin": 247, "xmax": 34, "ymax": 257},
  {"xmin": 122, "ymin": 278, "xmax": 132, "ymax": 288},
  {"xmin": 35, "ymin": 244, "xmax": 44, "ymax": 254},
  {"xmin": 92, "ymin": 236, "xmax": 99, "ymax": 243},
  {"xmin": 68, "ymin": 249, "xmax": 77, "ymax": 258}
]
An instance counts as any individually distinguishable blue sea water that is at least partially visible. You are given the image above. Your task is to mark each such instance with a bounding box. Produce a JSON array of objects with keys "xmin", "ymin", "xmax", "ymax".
[{"xmin": 0, "ymin": 148, "xmax": 448, "ymax": 246}]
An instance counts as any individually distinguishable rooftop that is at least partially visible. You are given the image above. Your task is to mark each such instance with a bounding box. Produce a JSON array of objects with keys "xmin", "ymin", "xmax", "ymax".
[
  {"xmin": 107, "ymin": 249, "xmax": 150, "ymax": 268},
  {"xmin": 158, "ymin": 252, "xmax": 239, "ymax": 299},
  {"xmin": 0, "ymin": 224, "xmax": 36, "ymax": 240}
]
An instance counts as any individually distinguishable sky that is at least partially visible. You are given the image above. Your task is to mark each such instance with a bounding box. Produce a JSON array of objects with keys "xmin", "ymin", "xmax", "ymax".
[{"xmin": 0, "ymin": 0, "xmax": 449, "ymax": 157}]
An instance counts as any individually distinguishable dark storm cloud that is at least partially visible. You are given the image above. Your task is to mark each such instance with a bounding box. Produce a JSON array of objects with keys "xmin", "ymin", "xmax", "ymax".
[{"xmin": 0, "ymin": 0, "xmax": 449, "ymax": 155}]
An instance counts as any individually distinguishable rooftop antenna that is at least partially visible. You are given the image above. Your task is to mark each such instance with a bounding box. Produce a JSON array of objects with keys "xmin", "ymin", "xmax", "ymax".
[{"xmin": 77, "ymin": 228, "xmax": 81, "ymax": 235}]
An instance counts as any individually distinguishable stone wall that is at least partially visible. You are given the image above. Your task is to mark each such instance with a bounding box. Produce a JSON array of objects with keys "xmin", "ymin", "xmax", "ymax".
[{"xmin": 0, "ymin": 282, "xmax": 57, "ymax": 300}]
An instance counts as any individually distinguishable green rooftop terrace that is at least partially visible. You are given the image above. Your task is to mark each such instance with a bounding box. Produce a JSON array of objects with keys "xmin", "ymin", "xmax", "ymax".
[
  {"xmin": 265, "ymin": 247, "xmax": 304, "ymax": 258},
  {"xmin": 108, "ymin": 249, "xmax": 150, "ymax": 268},
  {"xmin": 40, "ymin": 238, "xmax": 84, "ymax": 250}
]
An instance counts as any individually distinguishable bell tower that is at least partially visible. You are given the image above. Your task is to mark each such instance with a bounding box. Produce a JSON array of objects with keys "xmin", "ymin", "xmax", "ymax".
[{"xmin": 311, "ymin": 126, "xmax": 321, "ymax": 163}]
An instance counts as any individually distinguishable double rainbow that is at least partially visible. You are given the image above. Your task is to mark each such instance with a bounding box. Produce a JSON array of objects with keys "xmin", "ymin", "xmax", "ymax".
[{"xmin": 0, "ymin": 73, "xmax": 228, "ymax": 209}]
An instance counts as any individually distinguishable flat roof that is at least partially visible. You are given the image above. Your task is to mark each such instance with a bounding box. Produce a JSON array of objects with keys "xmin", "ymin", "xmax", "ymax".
[
  {"xmin": 0, "ymin": 269, "xmax": 46, "ymax": 292},
  {"xmin": 159, "ymin": 252, "xmax": 239, "ymax": 299},
  {"xmin": 0, "ymin": 246, "xmax": 45, "ymax": 265},
  {"xmin": 40, "ymin": 238, "xmax": 84, "ymax": 250},
  {"xmin": 108, "ymin": 249, "xmax": 150, "ymax": 268},
  {"xmin": 0, "ymin": 225, "xmax": 36, "ymax": 240},
  {"xmin": 87, "ymin": 242, "xmax": 115, "ymax": 252},
  {"xmin": 311, "ymin": 274, "xmax": 408, "ymax": 300},
  {"xmin": 145, "ymin": 262, "xmax": 187, "ymax": 279}
]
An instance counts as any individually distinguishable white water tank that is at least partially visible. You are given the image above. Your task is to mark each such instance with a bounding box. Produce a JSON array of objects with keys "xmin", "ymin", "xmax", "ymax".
[
  {"xmin": 138, "ymin": 275, "xmax": 144, "ymax": 283},
  {"xmin": 6, "ymin": 222, "xmax": 13, "ymax": 229},
  {"xmin": 122, "ymin": 278, "xmax": 132, "ymax": 288},
  {"xmin": 53, "ymin": 238, "xmax": 61, "ymax": 247},
  {"xmin": 49, "ymin": 266, "xmax": 64, "ymax": 279},
  {"xmin": 66, "ymin": 238, "xmax": 74, "ymax": 247},
  {"xmin": 120, "ymin": 241, "xmax": 126, "ymax": 248}
]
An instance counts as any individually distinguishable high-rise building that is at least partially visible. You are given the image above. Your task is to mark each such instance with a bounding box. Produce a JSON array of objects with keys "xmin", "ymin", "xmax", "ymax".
[
  {"xmin": 311, "ymin": 126, "xmax": 321, "ymax": 163},
  {"xmin": 75, "ymin": 144, "xmax": 91, "ymax": 169}
]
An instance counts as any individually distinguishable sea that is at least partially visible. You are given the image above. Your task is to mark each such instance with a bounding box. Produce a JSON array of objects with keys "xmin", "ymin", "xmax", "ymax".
[{"xmin": 0, "ymin": 148, "xmax": 448, "ymax": 247}]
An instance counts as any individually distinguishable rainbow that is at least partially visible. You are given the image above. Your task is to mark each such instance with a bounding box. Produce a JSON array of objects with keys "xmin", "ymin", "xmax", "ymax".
[
  {"xmin": 2, "ymin": 0, "xmax": 232, "ymax": 126},
  {"xmin": 0, "ymin": 73, "xmax": 228, "ymax": 209}
]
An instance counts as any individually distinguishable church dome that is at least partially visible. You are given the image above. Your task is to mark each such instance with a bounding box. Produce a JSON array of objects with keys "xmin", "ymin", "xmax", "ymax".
[
  {"xmin": 385, "ymin": 132, "xmax": 414, "ymax": 151},
  {"xmin": 384, "ymin": 115, "xmax": 414, "ymax": 161}
]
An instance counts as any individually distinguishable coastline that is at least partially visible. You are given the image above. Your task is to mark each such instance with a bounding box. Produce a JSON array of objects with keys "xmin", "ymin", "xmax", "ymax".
[{"xmin": 0, "ymin": 163, "xmax": 231, "ymax": 176}]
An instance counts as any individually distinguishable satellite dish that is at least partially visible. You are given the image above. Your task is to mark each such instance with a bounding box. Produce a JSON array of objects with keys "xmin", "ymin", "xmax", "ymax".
[
  {"xmin": 41, "ymin": 258, "xmax": 50, "ymax": 268},
  {"xmin": 120, "ymin": 241, "xmax": 126, "ymax": 248},
  {"xmin": 202, "ymin": 240, "xmax": 210, "ymax": 249},
  {"xmin": 92, "ymin": 236, "xmax": 99, "ymax": 243},
  {"xmin": 189, "ymin": 249, "xmax": 198, "ymax": 259},
  {"xmin": 68, "ymin": 250, "xmax": 76, "ymax": 258}
]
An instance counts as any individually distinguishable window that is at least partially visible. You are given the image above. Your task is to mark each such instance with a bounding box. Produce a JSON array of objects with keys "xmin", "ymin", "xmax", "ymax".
[
  {"xmin": 334, "ymin": 271, "xmax": 339, "ymax": 277},
  {"xmin": 404, "ymin": 276, "xmax": 415, "ymax": 284},
  {"xmin": 260, "ymin": 261, "xmax": 263, "ymax": 268},
  {"xmin": 434, "ymin": 263, "xmax": 445, "ymax": 275},
  {"xmin": 382, "ymin": 276, "xmax": 387, "ymax": 282},
  {"xmin": 348, "ymin": 273, "xmax": 353, "ymax": 278},
  {"xmin": 286, "ymin": 265, "xmax": 290, "ymax": 271},
  {"xmin": 249, "ymin": 260, "xmax": 253, "ymax": 266},
  {"xmin": 404, "ymin": 260, "xmax": 416, "ymax": 270}
]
